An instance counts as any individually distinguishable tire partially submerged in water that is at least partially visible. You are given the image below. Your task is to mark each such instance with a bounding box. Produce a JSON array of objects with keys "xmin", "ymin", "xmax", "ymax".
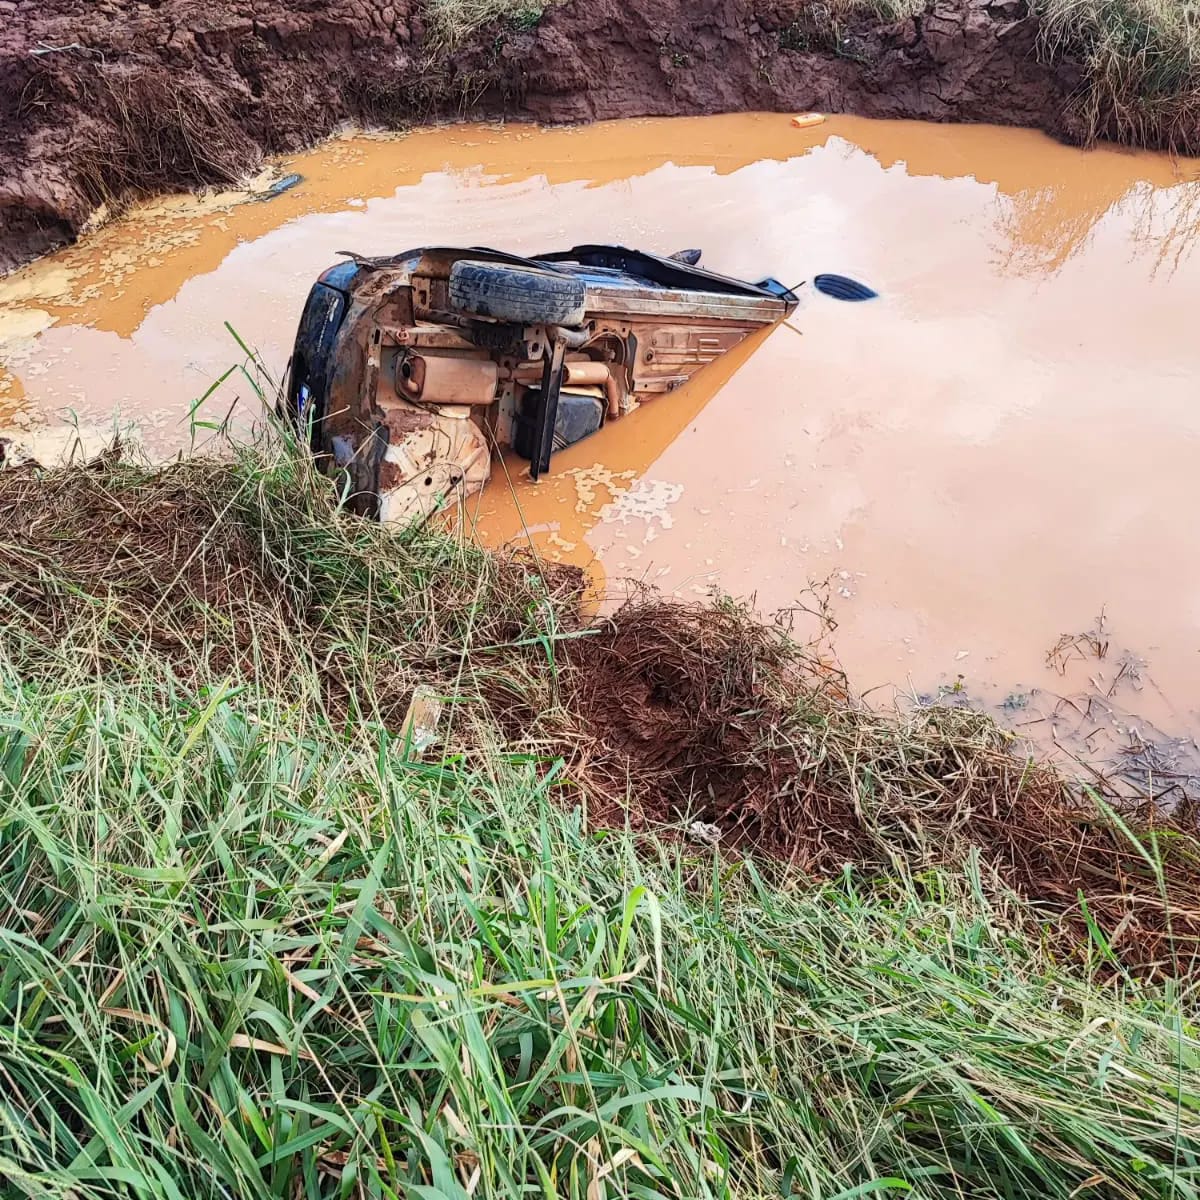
[
  {"xmin": 449, "ymin": 260, "xmax": 587, "ymax": 326},
  {"xmin": 814, "ymin": 273, "xmax": 878, "ymax": 301}
]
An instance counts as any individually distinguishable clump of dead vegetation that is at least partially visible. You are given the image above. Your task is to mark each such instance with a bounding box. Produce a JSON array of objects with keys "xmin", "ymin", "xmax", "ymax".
[
  {"xmin": 1035, "ymin": 0, "xmax": 1200, "ymax": 147},
  {"xmin": 3, "ymin": 442, "xmax": 1199, "ymax": 976},
  {"xmin": 565, "ymin": 598, "xmax": 1200, "ymax": 973},
  {"xmin": 18, "ymin": 59, "xmax": 258, "ymax": 209}
]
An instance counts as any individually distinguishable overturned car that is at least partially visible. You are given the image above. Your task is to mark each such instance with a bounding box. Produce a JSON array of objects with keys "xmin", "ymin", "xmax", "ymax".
[{"xmin": 286, "ymin": 245, "xmax": 798, "ymax": 522}]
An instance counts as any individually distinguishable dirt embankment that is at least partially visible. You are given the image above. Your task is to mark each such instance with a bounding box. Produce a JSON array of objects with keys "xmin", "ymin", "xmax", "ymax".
[{"xmin": 0, "ymin": 0, "xmax": 1089, "ymax": 273}]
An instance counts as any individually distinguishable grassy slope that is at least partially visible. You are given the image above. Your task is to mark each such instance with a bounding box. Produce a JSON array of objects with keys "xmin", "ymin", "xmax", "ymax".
[{"xmin": 2, "ymin": 443, "xmax": 1200, "ymax": 1199}]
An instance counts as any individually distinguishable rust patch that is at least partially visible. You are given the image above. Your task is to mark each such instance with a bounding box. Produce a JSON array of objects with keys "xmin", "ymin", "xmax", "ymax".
[
  {"xmin": 376, "ymin": 400, "xmax": 439, "ymax": 490},
  {"xmin": 380, "ymin": 403, "xmax": 437, "ymax": 437}
]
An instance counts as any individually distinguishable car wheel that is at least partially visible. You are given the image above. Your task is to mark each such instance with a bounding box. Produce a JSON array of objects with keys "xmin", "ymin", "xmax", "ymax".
[{"xmin": 449, "ymin": 260, "xmax": 587, "ymax": 326}]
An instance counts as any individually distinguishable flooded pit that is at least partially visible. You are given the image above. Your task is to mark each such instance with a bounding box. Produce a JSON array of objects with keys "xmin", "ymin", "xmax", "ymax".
[{"xmin": 2, "ymin": 113, "xmax": 1199, "ymax": 777}]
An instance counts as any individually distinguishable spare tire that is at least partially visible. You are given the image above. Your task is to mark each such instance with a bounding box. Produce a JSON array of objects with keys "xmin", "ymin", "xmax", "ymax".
[{"xmin": 449, "ymin": 259, "xmax": 587, "ymax": 326}]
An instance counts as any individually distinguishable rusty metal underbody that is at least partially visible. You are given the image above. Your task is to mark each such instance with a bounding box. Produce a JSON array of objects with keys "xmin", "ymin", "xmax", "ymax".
[{"xmin": 294, "ymin": 246, "xmax": 797, "ymax": 524}]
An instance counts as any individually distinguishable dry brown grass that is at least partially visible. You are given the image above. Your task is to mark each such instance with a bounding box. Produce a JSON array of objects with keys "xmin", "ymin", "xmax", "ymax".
[
  {"xmin": 1035, "ymin": 0, "xmax": 1200, "ymax": 146},
  {"xmin": 422, "ymin": 0, "xmax": 551, "ymax": 50},
  {"xmin": 21, "ymin": 62, "xmax": 257, "ymax": 207}
]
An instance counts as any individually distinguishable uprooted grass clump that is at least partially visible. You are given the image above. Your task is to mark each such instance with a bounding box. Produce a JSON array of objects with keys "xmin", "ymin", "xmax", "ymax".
[
  {"xmin": 3, "ymin": 442, "xmax": 1200, "ymax": 975},
  {"xmin": 568, "ymin": 599, "xmax": 1200, "ymax": 970},
  {"xmin": 4, "ymin": 441, "xmax": 1200, "ymax": 1198}
]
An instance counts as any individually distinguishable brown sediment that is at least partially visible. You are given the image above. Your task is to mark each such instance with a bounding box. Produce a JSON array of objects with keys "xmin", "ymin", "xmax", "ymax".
[
  {"xmin": 2, "ymin": 457, "xmax": 1198, "ymax": 976},
  {"xmin": 559, "ymin": 597, "xmax": 1200, "ymax": 974},
  {"xmin": 0, "ymin": 0, "xmax": 1108, "ymax": 272}
]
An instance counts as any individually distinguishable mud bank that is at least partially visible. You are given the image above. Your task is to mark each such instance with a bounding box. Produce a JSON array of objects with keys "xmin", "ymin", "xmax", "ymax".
[{"xmin": 0, "ymin": 0, "xmax": 1097, "ymax": 272}]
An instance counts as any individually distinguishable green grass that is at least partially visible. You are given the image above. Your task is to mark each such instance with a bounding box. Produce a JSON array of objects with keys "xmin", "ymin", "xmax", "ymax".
[
  {"xmin": 2, "ymin": 442, "xmax": 1200, "ymax": 1198},
  {"xmin": 4, "ymin": 667, "xmax": 1200, "ymax": 1199},
  {"xmin": 777, "ymin": 0, "xmax": 924, "ymax": 56}
]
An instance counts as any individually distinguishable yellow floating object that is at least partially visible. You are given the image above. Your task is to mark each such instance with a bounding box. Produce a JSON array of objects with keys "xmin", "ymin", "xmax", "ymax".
[{"xmin": 791, "ymin": 112, "xmax": 826, "ymax": 129}]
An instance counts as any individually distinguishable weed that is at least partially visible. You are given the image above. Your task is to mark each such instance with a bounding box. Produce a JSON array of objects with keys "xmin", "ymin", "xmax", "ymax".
[
  {"xmin": 776, "ymin": 0, "xmax": 922, "ymax": 57},
  {"xmin": 424, "ymin": 0, "xmax": 550, "ymax": 49},
  {"xmin": 509, "ymin": 6, "xmax": 545, "ymax": 32}
]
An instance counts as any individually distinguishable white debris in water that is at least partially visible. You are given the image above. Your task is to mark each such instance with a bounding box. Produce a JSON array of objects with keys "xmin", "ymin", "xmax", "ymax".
[
  {"xmin": 1, "ymin": 422, "xmax": 141, "ymax": 468},
  {"xmin": 598, "ymin": 478, "xmax": 683, "ymax": 530},
  {"xmin": 687, "ymin": 820, "xmax": 723, "ymax": 846},
  {"xmin": 565, "ymin": 464, "xmax": 684, "ymax": 544},
  {"xmin": 0, "ymin": 308, "xmax": 56, "ymax": 344},
  {"xmin": 567, "ymin": 463, "xmax": 636, "ymax": 512},
  {"xmin": 0, "ymin": 267, "xmax": 76, "ymax": 307}
]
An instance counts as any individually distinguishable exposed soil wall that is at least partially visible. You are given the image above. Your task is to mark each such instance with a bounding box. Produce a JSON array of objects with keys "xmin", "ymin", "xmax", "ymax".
[{"xmin": 0, "ymin": 0, "xmax": 1098, "ymax": 273}]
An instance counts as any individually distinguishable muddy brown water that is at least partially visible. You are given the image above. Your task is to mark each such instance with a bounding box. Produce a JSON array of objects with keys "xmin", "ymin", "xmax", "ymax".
[{"xmin": 3, "ymin": 113, "xmax": 1199, "ymax": 783}]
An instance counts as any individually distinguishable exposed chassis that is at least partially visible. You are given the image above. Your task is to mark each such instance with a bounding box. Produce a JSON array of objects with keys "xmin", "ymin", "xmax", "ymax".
[{"xmin": 286, "ymin": 245, "xmax": 798, "ymax": 523}]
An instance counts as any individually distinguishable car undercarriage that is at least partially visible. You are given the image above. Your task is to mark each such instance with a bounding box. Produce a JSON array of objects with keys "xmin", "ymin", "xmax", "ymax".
[{"xmin": 286, "ymin": 245, "xmax": 799, "ymax": 523}]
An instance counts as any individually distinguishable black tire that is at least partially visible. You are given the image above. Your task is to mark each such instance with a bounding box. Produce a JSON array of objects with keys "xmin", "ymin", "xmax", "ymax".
[
  {"xmin": 813, "ymin": 273, "xmax": 878, "ymax": 301},
  {"xmin": 449, "ymin": 259, "xmax": 586, "ymax": 326}
]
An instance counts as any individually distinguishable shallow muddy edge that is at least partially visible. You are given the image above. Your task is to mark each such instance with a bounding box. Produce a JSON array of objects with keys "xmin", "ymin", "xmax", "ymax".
[{"xmin": 0, "ymin": 0, "xmax": 1127, "ymax": 273}]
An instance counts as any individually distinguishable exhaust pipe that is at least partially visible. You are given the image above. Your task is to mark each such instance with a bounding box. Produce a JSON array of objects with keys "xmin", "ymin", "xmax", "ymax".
[{"xmin": 511, "ymin": 360, "xmax": 624, "ymax": 418}]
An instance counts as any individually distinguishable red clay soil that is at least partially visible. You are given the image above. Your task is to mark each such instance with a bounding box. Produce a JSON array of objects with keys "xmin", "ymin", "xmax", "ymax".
[
  {"xmin": 562, "ymin": 600, "xmax": 1200, "ymax": 975},
  {"xmin": 1, "ymin": 0, "xmax": 1087, "ymax": 272}
]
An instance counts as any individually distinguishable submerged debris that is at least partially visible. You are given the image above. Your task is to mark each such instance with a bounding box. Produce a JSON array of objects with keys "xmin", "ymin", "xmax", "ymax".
[
  {"xmin": 813, "ymin": 273, "xmax": 879, "ymax": 301},
  {"xmin": 264, "ymin": 172, "xmax": 303, "ymax": 198}
]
